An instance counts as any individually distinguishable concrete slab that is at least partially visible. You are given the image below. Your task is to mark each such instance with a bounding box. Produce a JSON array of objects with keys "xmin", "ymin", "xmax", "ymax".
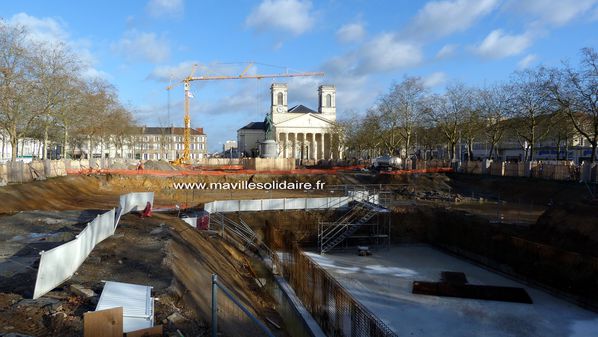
[{"xmin": 307, "ymin": 245, "xmax": 598, "ymax": 337}]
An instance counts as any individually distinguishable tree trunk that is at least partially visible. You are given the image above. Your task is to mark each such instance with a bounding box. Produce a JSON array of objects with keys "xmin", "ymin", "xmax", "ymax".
[
  {"xmin": 591, "ymin": 141, "xmax": 597, "ymax": 163},
  {"xmin": 10, "ymin": 125, "xmax": 17, "ymax": 161},
  {"xmin": 63, "ymin": 126, "xmax": 68, "ymax": 159},
  {"xmin": 87, "ymin": 136, "xmax": 92, "ymax": 159},
  {"xmin": 43, "ymin": 123, "xmax": 49, "ymax": 160}
]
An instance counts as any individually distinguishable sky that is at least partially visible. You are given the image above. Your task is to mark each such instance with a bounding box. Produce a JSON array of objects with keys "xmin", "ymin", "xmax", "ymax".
[{"xmin": 1, "ymin": 0, "xmax": 597, "ymax": 152}]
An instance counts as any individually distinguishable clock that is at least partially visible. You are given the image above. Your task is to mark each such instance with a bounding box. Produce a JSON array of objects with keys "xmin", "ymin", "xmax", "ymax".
[{"xmin": 277, "ymin": 106, "xmax": 284, "ymax": 113}]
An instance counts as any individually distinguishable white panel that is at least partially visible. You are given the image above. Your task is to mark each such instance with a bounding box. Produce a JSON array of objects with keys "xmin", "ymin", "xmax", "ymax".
[
  {"xmin": 33, "ymin": 236, "xmax": 85, "ymax": 299},
  {"xmin": 204, "ymin": 202, "xmax": 214, "ymax": 213},
  {"xmin": 262, "ymin": 198, "xmax": 285, "ymax": 210},
  {"xmin": 96, "ymin": 281, "xmax": 153, "ymax": 333},
  {"xmin": 182, "ymin": 217, "xmax": 197, "ymax": 227},
  {"xmin": 34, "ymin": 194, "xmax": 149, "ymax": 299},
  {"xmin": 119, "ymin": 192, "xmax": 154, "ymax": 214},
  {"xmin": 214, "ymin": 200, "xmax": 240, "ymax": 213},
  {"xmin": 284, "ymin": 198, "xmax": 306, "ymax": 210},
  {"xmin": 240, "ymin": 199, "xmax": 262, "ymax": 211},
  {"xmin": 306, "ymin": 197, "xmax": 330, "ymax": 210},
  {"xmin": 86, "ymin": 209, "xmax": 116, "ymax": 247}
]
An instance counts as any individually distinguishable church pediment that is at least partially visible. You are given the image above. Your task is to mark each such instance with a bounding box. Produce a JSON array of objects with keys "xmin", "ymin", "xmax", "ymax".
[{"xmin": 274, "ymin": 113, "xmax": 335, "ymax": 128}]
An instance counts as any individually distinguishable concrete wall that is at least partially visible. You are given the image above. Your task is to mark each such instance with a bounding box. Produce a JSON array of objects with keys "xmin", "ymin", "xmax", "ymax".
[
  {"xmin": 0, "ymin": 160, "xmax": 68, "ymax": 185},
  {"xmin": 242, "ymin": 158, "xmax": 295, "ymax": 171}
]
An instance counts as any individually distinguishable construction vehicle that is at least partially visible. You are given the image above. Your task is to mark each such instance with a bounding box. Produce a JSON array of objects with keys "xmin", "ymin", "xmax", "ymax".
[{"xmin": 166, "ymin": 63, "xmax": 324, "ymax": 165}]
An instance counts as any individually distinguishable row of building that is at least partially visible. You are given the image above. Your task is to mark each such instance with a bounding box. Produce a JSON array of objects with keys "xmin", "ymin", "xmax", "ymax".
[
  {"xmin": 1, "ymin": 81, "xmax": 595, "ymax": 163},
  {"xmin": 0, "ymin": 127, "xmax": 208, "ymax": 162}
]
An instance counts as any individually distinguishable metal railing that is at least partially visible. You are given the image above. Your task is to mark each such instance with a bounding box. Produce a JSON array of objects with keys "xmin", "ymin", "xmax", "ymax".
[{"xmin": 280, "ymin": 242, "xmax": 398, "ymax": 337}]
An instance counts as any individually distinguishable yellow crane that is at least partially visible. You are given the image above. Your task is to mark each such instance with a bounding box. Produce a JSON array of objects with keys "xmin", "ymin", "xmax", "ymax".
[{"xmin": 166, "ymin": 63, "xmax": 324, "ymax": 164}]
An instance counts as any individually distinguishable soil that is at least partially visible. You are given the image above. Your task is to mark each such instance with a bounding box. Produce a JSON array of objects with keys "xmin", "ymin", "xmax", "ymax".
[
  {"xmin": 0, "ymin": 210, "xmax": 289, "ymax": 337},
  {"xmin": 1, "ymin": 171, "xmax": 597, "ymax": 336}
]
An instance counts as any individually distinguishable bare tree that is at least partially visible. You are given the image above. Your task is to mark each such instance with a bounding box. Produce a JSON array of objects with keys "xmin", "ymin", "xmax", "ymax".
[
  {"xmin": 508, "ymin": 68, "xmax": 554, "ymax": 161},
  {"xmin": 428, "ymin": 83, "xmax": 473, "ymax": 161},
  {"xmin": 547, "ymin": 47, "xmax": 598, "ymax": 162},
  {"xmin": 478, "ymin": 84, "xmax": 512, "ymax": 159},
  {"xmin": 0, "ymin": 22, "xmax": 40, "ymax": 161},
  {"xmin": 385, "ymin": 77, "xmax": 427, "ymax": 158},
  {"xmin": 30, "ymin": 43, "xmax": 80, "ymax": 159}
]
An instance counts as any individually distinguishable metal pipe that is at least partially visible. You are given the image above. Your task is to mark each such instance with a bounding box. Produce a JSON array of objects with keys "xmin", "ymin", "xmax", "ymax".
[{"xmin": 212, "ymin": 274, "xmax": 218, "ymax": 337}]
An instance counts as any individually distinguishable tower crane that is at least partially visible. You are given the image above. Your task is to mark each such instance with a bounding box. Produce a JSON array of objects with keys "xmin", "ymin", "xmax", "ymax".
[{"xmin": 166, "ymin": 63, "xmax": 324, "ymax": 164}]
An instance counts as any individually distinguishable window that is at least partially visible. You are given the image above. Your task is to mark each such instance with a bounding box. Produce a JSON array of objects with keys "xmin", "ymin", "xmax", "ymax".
[
  {"xmin": 277, "ymin": 92, "xmax": 284, "ymax": 105},
  {"xmin": 326, "ymin": 94, "xmax": 332, "ymax": 107}
]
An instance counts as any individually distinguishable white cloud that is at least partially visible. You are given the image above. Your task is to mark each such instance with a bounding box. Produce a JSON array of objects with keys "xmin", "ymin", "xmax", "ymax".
[
  {"xmin": 7, "ymin": 13, "xmax": 105, "ymax": 80},
  {"xmin": 504, "ymin": 0, "xmax": 597, "ymax": 26},
  {"xmin": 474, "ymin": 29, "xmax": 533, "ymax": 59},
  {"xmin": 353, "ymin": 34, "xmax": 422, "ymax": 75},
  {"xmin": 245, "ymin": 0, "xmax": 315, "ymax": 36},
  {"xmin": 336, "ymin": 22, "xmax": 365, "ymax": 43},
  {"xmin": 517, "ymin": 54, "xmax": 538, "ymax": 69},
  {"xmin": 8, "ymin": 12, "xmax": 69, "ymax": 46},
  {"xmin": 146, "ymin": 0, "xmax": 184, "ymax": 18},
  {"xmin": 422, "ymin": 72, "xmax": 447, "ymax": 88},
  {"xmin": 112, "ymin": 30, "xmax": 170, "ymax": 63},
  {"xmin": 405, "ymin": 0, "xmax": 499, "ymax": 40},
  {"xmin": 436, "ymin": 44, "xmax": 458, "ymax": 59}
]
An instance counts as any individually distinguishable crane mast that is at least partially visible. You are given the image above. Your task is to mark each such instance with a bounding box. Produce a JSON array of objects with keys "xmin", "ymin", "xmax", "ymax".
[{"xmin": 166, "ymin": 63, "xmax": 324, "ymax": 164}]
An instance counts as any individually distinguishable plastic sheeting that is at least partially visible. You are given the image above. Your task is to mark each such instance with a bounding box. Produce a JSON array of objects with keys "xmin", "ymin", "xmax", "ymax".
[{"xmin": 32, "ymin": 193, "xmax": 154, "ymax": 299}]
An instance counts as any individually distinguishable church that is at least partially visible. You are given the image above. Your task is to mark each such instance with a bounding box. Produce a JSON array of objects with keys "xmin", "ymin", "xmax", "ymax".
[{"xmin": 237, "ymin": 83, "xmax": 343, "ymax": 161}]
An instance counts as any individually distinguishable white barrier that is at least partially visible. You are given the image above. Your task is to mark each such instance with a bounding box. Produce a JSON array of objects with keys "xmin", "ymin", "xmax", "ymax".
[
  {"xmin": 117, "ymin": 192, "xmax": 154, "ymax": 227},
  {"xmin": 203, "ymin": 195, "xmax": 357, "ymax": 213},
  {"xmin": 32, "ymin": 193, "xmax": 153, "ymax": 299}
]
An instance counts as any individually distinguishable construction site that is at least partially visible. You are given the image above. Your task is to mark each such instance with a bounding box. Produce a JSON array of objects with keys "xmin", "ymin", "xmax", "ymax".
[
  {"xmin": 2, "ymin": 2, "xmax": 598, "ymax": 336},
  {"xmin": 0, "ymin": 164, "xmax": 597, "ymax": 337}
]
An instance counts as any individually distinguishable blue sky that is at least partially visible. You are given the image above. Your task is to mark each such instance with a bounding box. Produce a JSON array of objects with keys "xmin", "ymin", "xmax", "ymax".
[{"xmin": 1, "ymin": 0, "xmax": 597, "ymax": 152}]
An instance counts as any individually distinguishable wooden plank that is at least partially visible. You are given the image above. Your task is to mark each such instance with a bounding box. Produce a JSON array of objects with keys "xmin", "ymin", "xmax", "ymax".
[
  {"xmin": 84, "ymin": 307, "xmax": 123, "ymax": 337},
  {"xmin": 126, "ymin": 325, "xmax": 163, "ymax": 337}
]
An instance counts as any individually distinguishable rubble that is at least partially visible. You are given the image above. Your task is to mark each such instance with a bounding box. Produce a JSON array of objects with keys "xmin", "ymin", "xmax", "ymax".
[{"xmin": 70, "ymin": 284, "xmax": 95, "ymax": 298}]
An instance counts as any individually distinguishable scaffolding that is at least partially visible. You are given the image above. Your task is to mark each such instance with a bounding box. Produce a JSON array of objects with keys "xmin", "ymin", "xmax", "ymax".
[{"xmin": 318, "ymin": 187, "xmax": 392, "ymax": 254}]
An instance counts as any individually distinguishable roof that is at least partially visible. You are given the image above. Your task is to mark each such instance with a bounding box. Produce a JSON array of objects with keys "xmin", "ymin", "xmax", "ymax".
[
  {"xmin": 136, "ymin": 126, "xmax": 205, "ymax": 135},
  {"xmin": 239, "ymin": 121, "xmax": 266, "ymax": 130},
  {"xmin": 288, "ymin": 104, "xmax": 317, "ymax": 114},
  {"xmin": 95, "ymin": 281, "xmax": 154, "ymax": 333}
]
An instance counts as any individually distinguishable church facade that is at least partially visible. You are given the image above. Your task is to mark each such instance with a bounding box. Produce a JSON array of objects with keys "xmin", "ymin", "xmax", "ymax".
[{"xmin": 237, "ymin": 83, "xmax": 343, "ymax": 160}]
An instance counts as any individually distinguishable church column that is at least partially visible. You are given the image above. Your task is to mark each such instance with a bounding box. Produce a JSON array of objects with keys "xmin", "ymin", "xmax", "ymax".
[
  {"xmin": 281, "ymin": 133, "xmax": 287, "ymax": 158},
  {"xmin": 301, "ymin": 133, "xmax": 307, "ymax": 160},
  {"xmin": 314, "ymin": 133, "xmax": 322, "ymax": 162},
  {"xmin": 309, "ymin": 133, "xmax": 317, "ymax": 160},
  {"xmin": 290, "ymin": 133, "xmax": 296, "ymax": 159}
]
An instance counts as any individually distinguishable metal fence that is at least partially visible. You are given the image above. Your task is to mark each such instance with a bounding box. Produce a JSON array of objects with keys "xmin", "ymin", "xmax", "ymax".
[{"xmin": 278, "ymin": 239, "xmax": 397, "ymax": 337}]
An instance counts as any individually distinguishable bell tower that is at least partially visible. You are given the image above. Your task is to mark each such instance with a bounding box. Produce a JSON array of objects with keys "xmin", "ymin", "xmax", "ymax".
[
  {"xmin": 318, "ymin": 85, "xmax": 336, "ymax": 121},
  {"xmin": 271, "ymin": 83, "xmax": 288, "ymax": 115}
]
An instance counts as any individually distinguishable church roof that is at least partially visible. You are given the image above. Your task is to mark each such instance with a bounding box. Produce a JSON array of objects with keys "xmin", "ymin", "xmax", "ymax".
[
  {"xmin": 288, "ymin": 104, "xmax": 317, "ymax": 114},
  {"xmin": 239, "ymin": 121, "xmax": 265, "ymax": 130}
]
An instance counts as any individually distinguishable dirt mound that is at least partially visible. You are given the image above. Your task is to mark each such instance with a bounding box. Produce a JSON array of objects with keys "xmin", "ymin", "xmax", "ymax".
[
  {"xmin": 534, "ymin": 201, "xmax": 598, "ymax": 256},
  {"xmin": 142, "ymin": 160, "xmax": 178, "ymax": 171}
]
